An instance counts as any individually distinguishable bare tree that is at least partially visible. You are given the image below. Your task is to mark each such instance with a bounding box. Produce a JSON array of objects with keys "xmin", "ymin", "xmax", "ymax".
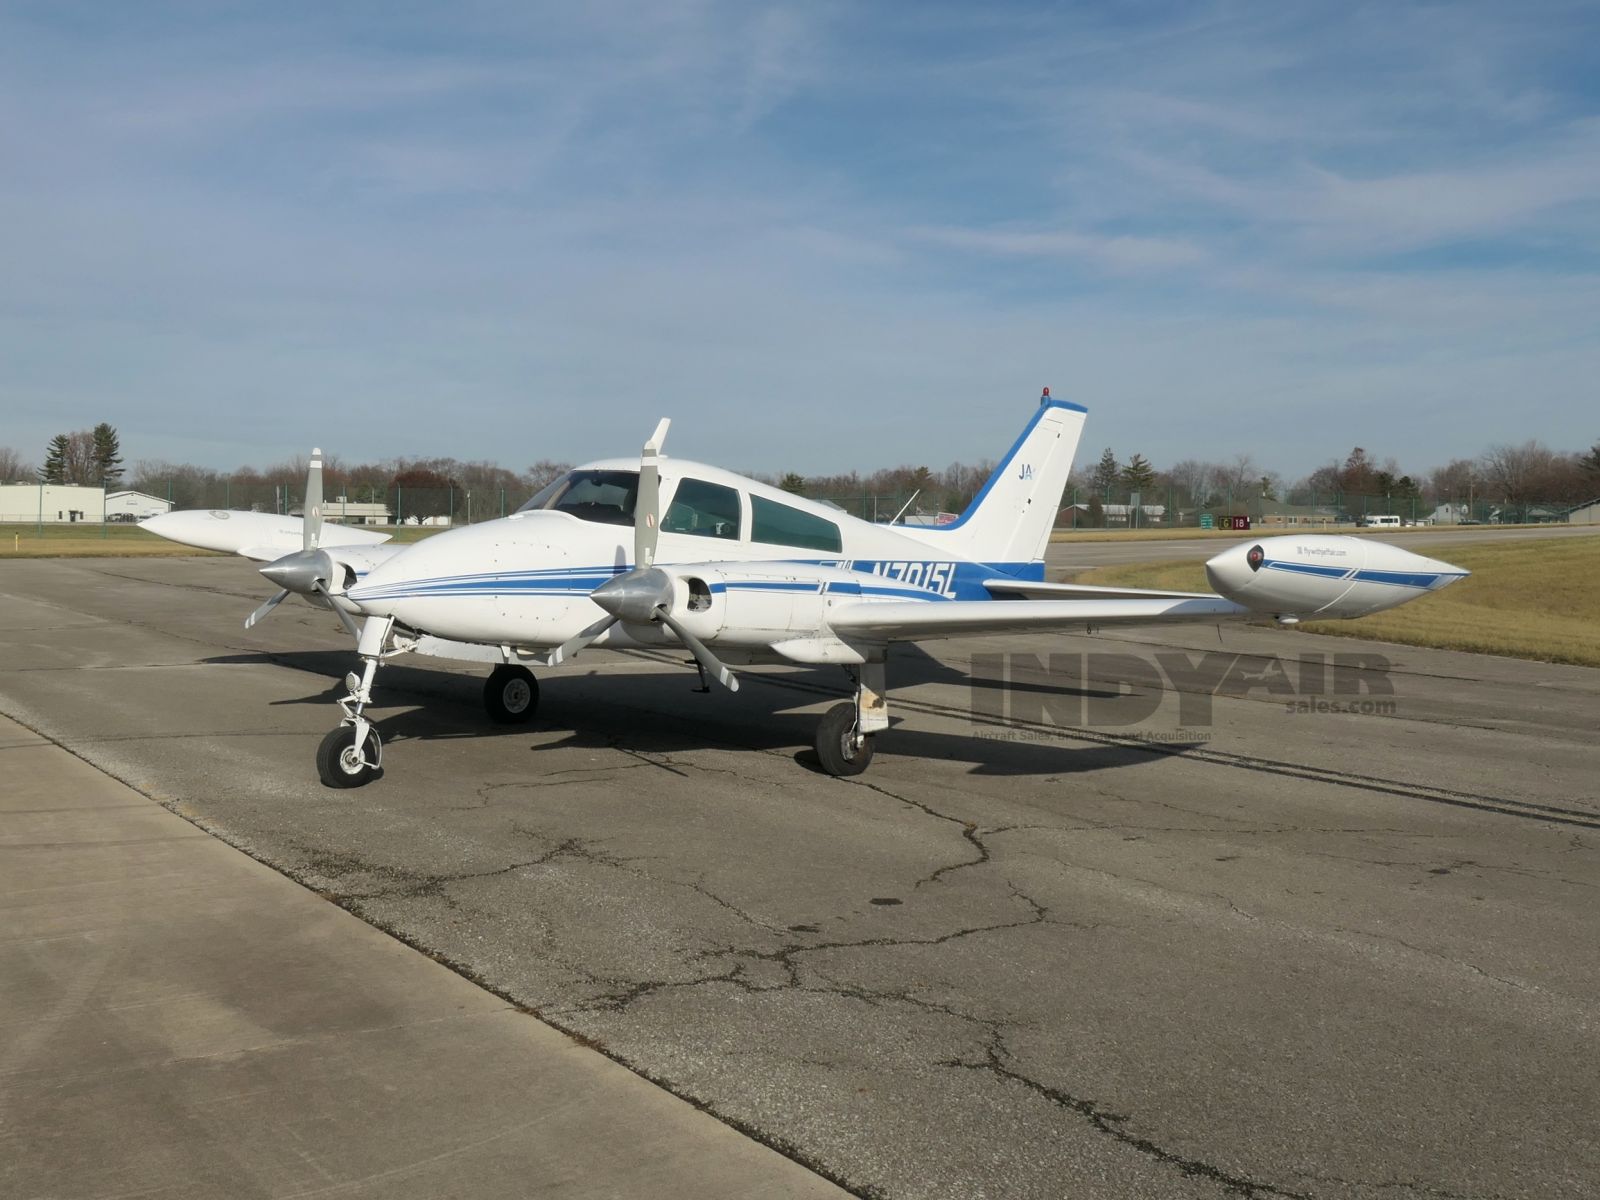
[
  {"xmin": 1480, "ymin": 441, "xmax": 1557, "ymax": 503},
  {"xmin": 524, "ymin": 459, "xmax": 572, "ymax": 495},
  {"xmin": 0, "ymin": 446, "xmax": 34, "ymax": 482},
  {"xmin": 1213, "ymin": 452, "xmax": 1257, "ymax": 500},
  {"xmin": 1167, "ymin": 458, "xmax": 1214, "ymax": 506},
  {"xmin": 1428, "ymin": 458, "xmax": 1478, "ymax": 502}
]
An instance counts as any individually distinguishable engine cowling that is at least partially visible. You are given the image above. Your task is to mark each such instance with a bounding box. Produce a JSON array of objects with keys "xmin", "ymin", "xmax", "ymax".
[{"xmin": 1205, "ymin": 535, "xmax": 1468, "ymax": 619}]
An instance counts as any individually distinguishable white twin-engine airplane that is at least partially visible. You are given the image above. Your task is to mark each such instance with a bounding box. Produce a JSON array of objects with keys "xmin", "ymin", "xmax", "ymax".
[{"xmin": 144, "ymin": 395, "xmax": 1468, "ymax": 787}]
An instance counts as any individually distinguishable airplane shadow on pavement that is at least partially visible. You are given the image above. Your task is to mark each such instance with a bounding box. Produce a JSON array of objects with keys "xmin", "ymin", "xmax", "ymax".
[{"xmin": 202, "ymin": 646, "xmax": 1192, "ymax": 778}]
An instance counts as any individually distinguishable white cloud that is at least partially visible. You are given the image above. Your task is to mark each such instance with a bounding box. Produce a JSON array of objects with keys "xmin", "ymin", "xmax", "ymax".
[
  {"xmin": 0, "ymin": 1, "xmax": 1595, "ymax": 482},
  {"xmin": 910, "ymin": 225, "xmax": 1209, "ymax": 272}
]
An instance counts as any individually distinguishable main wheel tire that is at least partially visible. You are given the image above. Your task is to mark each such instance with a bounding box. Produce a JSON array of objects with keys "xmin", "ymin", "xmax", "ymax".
[
  {"xmin": 317, "ymin": 725, "xmax": 382, "ymax": 789},
  {"xmin": 815, "ymin": 701, "xmax": 875, "ymax": 777},
  {"xmin": 484, "ymin": 664, "xmax": 539, "ymax": 724}
]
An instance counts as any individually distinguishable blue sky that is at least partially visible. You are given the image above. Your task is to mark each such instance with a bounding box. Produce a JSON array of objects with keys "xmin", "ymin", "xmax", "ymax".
[{"xmin": 3, "ymin": 2, "xmax": 1598, "ymax": 481}]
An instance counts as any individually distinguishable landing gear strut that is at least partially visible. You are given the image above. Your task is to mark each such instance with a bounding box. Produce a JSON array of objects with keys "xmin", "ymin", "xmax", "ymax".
[
  {"xmin": 484, "ymin": 663, "xmax": 539, "ymax": 724},
  {"xmin": 318, "ymin": 615, "xmax": 393, "ymax": 789},
  {"xmin": 814, "ymin": 659, "xmax": 888, "ymax": 777}
]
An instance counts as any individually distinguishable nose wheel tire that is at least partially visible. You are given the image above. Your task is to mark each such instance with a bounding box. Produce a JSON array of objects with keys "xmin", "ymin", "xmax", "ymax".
[
  {"xmin": 485, "ymin": 664, "xmax": 539, "ymax": 724},
  {"xmin": 317, "ymin": 725, "xmax": 382, "ymax": 789},
  {"xmin": 815, "ymin": 701, "xmax": 875, "ymax": 777}
]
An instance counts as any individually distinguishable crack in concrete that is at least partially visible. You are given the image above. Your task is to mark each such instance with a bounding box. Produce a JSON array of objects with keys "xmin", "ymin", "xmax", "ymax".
[
  {"xmin": 1331, "ymin": 925, "xmax": 1540, "ymax": 995},
  {"xmin": 307, "ymin": 838, "xmax": 613, "ymax": 905},
  {"xmin": 1290, "ymin": 1170, "xmax": 1495, "ymax": 1199},
  {"xmin": 942, "ymin": 1030, "xmax": 1311, "ymax": 1199},
  {"xmin": 570, "ymin": 878, "xmax": 1052, "ymax": 1016}
]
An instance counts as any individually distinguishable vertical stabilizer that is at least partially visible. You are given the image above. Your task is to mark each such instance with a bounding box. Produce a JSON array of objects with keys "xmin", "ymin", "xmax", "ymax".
[{"xmin": 897, "ymin": 395, "xmax": 1086, "ymax": 570}]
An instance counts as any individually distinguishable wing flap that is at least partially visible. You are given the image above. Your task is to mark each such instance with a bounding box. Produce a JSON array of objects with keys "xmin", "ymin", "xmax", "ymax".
[
  {"xmin": 982, "ymin": 578, "xmax": 1219, "ymax": 601},
  {"xmin": 826, "ymin": 596, "xmax": 1249, "ymax": 642}
]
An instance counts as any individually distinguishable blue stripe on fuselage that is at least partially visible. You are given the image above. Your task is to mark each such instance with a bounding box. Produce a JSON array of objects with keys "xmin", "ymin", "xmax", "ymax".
[{"xmin": 349, "ymin": 556, "xmax": 1048, "ymax": 604}]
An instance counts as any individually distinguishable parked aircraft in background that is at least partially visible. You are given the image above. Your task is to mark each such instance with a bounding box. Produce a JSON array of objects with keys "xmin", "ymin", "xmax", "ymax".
[{"xmin": 145, "ymin": 396, "xmax": 1468, "ymax": 787}]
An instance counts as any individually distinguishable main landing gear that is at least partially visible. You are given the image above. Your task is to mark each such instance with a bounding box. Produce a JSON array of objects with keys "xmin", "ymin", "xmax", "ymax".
[
  {"xmin": 484, "ymin": 663, "xmax": 539, "ymax": 724},
  {"xmin": 813, "ymin": 659, "xmax": 888, "ymax": 778}
]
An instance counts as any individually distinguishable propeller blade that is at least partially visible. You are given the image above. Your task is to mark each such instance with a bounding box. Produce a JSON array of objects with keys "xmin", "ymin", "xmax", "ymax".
[
  {"xmin": 634, "ymin": 418, "xmax": 669, "ymax": 569},
  {"xmin": 657, "ymin": 609, "xmax": 739, "ymax": 693},
  {"xmin": 245, "ymin": 589, "xmax": 289, "ymax": 629},
  {"xmin": 303, "ymin": 447, "xmax": 324, "ymax": 552},
  {"xmin": 540, "ymin": 614, "xmax": 618, "ymax": 667},
  {"xmin": 312, "ymin": 581, "xmax": 361, "ymax": 637}
]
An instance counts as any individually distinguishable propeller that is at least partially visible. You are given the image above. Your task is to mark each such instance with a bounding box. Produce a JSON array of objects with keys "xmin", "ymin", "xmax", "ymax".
[
  {"xmin": 544, "ymin": 419, "xmax": 738, "ymax": 692},
  {"xmin": 245, "ymin": 448, "xmax": 360, "ymax": 636},
  {"xmin": 636, "ymin": 418, "xmax": 668, "ymax": 569}
]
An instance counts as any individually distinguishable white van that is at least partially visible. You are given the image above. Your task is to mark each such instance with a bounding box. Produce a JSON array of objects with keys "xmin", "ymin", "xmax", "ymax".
[{"xmin": 1359, "ymin": 514, "xmax": 1402, "ymax": 528}]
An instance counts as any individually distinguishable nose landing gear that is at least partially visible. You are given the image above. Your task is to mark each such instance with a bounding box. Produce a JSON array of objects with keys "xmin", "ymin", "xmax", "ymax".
[{"xmin": 317, "ymin": 615, "xmax": 393, "ymax": 789}]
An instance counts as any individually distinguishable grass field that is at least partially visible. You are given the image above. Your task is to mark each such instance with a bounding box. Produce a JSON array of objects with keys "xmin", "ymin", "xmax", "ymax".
[
  {"xmin": 0, "ymin": 523, "xmax": 222, "ymax": 558},
  {"xmin": 1048, "ymin": 522, "xmax": 1565, "ymax": 543},
  {"xmin": 0, "ymin": 522, "xmax": 446, "ymax": 559},
  {"xmin": 1073, "ymin": 536, "xmax": 1600, "ymax": 668}
]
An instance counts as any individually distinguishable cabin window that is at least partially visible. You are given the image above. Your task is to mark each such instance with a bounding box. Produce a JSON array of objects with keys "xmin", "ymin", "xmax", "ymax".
[
  {"xmin": 663, "ymin": 477, "xmax": 741, "ymax": 540},
  {"xmin": 750, "ymin": 495, "xmax": 842, "ymax": 553},
  {"xmin": 514, "ymin": 470, "xmax": 638, "ymax": 526}
]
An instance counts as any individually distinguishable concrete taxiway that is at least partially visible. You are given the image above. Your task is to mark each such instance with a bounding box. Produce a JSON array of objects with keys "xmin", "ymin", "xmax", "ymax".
[{"xmin": 1, "ymin": 554, "xmax": 1597, "ymax": 1199}]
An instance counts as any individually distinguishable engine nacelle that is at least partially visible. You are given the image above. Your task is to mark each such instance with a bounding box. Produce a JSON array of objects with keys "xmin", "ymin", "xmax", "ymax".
[{"xmin": 1205, "ymin": 535, "xmax": 1467, "ymax": 619}]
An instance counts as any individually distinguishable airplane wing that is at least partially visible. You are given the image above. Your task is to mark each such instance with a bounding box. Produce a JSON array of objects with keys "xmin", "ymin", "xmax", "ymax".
[
  {"xmin": 143, "ymin": 510, "xmax": 391, "ymax": 560},
  {"xmin": 825, "ymin": 595, "xmax": 1250, "ymax": 643}
]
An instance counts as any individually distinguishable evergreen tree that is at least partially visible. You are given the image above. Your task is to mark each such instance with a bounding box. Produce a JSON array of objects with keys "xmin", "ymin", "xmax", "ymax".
[
  {"xmin": 1090, "ymin": 447, "xmax": 1120, "ymax": 497},
  {"xmin": 1581, "ymin": 441, "xmax": 1600, "ymax": 479},
  {"xmin": 1120, "ymin": 453, "xmax": 1156, "ymax": 493},
  {"xmin": 779, "ymin": 472, "xmax": 806, "ymax": 495},
  {"xmin": 1259, "ymin": 475, "xmax": 1278, "ymax": 502},
  {"xmin": 40, "ymin": 435, "xmax": 70, "ymax": 484},
  {"xmin": 92, "ymin": 423, "xmax": 124, "ymax": 485}
]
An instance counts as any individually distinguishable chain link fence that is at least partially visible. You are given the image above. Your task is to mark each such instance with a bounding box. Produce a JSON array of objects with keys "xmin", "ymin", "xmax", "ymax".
[
  {"xmin": 1056, "ymin": 486, "xmax": 1600, "ymax": 530},
  {"xmin": 0, "ymin": 481, "xmax": 539, "ymax": 540},
  {"xmin": 3, "ymin": 478, "xmax": 1596, "ymax": 541}
]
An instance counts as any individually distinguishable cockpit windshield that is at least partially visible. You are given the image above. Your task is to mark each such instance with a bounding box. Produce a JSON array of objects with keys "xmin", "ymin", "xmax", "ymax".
[{"xmin": 514, "ymin": 470, "xmax": 639, "ymax": 526}]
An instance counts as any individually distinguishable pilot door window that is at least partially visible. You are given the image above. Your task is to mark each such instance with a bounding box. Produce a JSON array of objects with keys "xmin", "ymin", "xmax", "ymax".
[{"xmin": 663, "ymin": 478, "xmax": 742, "ymax": 539}]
